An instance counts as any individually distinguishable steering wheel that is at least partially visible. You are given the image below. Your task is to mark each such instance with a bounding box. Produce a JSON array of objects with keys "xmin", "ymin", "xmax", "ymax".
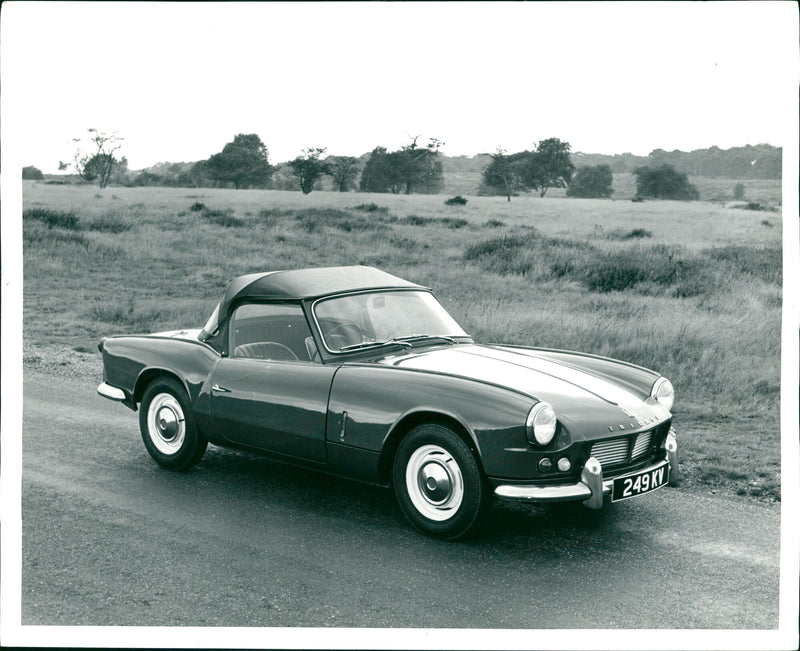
[{"xmin": 326, "ymin": 322, "xmax": 366, "ymax": 347}]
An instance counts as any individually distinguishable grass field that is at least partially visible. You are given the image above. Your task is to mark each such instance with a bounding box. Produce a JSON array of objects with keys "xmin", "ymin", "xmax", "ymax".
[{"xmin": 21, "ymin": 179, "xmax": 783, "ymax": 501}]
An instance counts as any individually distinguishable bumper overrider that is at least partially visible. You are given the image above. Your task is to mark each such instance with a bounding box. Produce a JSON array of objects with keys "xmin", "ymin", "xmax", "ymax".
[{"xmin": 494, "ymin": 429, "xmax": 679, "ymax": 509}]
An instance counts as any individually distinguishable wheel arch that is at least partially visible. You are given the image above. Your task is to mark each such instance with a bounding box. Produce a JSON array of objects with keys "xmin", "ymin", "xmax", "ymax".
[
  {"xmin": 134, "ymin": 368, "xmax": 190, "ymax": 405},
  {"xmin": 378, "ymin": 410, "xmax": 483, "ymax": 486}
]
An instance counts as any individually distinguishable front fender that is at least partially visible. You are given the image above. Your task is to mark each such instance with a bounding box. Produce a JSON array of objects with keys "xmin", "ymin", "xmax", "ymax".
[{"xmin": 326, "ymin": 364, "xmax": 534, "ymax": 477}]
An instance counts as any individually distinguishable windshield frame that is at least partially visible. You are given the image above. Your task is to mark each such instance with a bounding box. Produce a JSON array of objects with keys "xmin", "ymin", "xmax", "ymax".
[{"xmin": 310, "ymin": 288, "xmax": 470, "ymax": 355}]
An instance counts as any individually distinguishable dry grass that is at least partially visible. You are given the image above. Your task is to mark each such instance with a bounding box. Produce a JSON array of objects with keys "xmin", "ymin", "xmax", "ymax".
[{"xmin": 21, "ymin": 180, "xmax": 783, "ymax": 501}]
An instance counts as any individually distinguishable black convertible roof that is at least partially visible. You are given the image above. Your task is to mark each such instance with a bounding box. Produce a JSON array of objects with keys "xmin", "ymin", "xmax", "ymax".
[
  {"xmin": 199, "ymin": 266, "xmax": 428, "ymax": 348},
  {"xmin": 221, "ymin": 265, "xmax": 424, "ymax": 309}
]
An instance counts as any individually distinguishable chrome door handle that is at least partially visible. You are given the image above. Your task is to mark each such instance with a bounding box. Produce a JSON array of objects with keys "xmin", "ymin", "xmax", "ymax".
[{"xmin": 212, "ymin": 384, "xmax": 231, "ymax": 393}]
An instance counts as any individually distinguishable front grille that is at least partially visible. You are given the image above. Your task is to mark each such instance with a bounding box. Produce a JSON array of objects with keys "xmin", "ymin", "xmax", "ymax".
[
  {"xmin": 631, "ymin": 430, "xmax": 654, "ymax": 459},
  {"xmin": 591, "ymin": 430, "xmax": 654, "ymax": 467},
  {"xmin": 591, "ymin": 438, "xmax": 629, "ymax": 466}
]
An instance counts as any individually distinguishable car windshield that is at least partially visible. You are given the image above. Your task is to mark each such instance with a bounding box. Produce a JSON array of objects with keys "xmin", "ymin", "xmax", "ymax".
[{"xmin": 314, "ymin": 290, "xmax": 469, "ymax": 352}]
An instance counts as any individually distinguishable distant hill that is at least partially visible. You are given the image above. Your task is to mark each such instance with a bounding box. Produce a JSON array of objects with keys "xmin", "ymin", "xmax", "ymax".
[{"xmin": 572, "ymin": 144, "xmax": 781, "ymax": 180}]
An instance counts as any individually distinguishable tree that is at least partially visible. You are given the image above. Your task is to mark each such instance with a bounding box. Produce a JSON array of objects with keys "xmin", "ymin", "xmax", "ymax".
[
  {"xmin": 566, "ymin": 165, "xmax": 614, "ymax": 198},
  {"xmin": 22, "ymin": 165, "xmax": 44, "ymax": 180},
  {"xmin": 633, "ymin": 164, "xmax": 699, "ymax": 200},
  {"xmin": 288, "ymin": 147, "xmax": 329, "ymax": 194},
  {"xmin": 522, "ymin": 138, "xmax": 575, "ymax": 197},
  {"xmin": 359, "ymin": 138, "xmax": 444, "ymax": 195},
  {"xmin": 207, "ymin": 133, "xmax": 272, "ymax": 189},
  {"xmin": 480, "ymin": 148, "xmax": 530, "ymax": 201},
  {"xmin": 72, "ymin": 128, "xmax": 123, "ymax": 189},
  {"xmin": 396, "ymin": 137, "xmax": 444, "ymax": 194},
  {"xmin": 326, "ymin": 155, "xmax": 360, "ymax": 192},
  {"xmin": 359, "ymin": 147, "xmax": 395, "ymax": 193}
]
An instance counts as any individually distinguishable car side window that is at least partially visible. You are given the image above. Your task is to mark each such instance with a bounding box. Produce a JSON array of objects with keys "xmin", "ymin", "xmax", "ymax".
[{"xmin": 229, "ymin": 303, "xmax": 319, "ymax": 362}]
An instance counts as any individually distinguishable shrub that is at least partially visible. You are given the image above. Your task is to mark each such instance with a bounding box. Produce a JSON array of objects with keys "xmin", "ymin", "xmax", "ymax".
[
  {"xmin": 295, "ymin": 208, "xmax": 387, "ymax": 233},
  {"xmin": 484, "ymin": 219, "xmax": 505, "ymax": 228},
  {"xmin": 444, "ymin": 195, "xmax": 468, "ymax": 206},
  {"xmin": 439, "ymin": 217, "xmax": 468, "ymax": 229},
  {"xmin": 598, "ymin": 227, "xmax": 653, "ymax": 241},
  {"xmin": 733, "ymin": 201, "xmax": 776, "ymax": 212},
  {"xmin": 581, "ymin": 246, "xmax": 707, "ymax": 295},
  {"xmin": 87, "ymin": 214, "xmax": 132, "ymax": 233},
  {"xmin": 202, "ymin": 208, "xmax": 244, "ymax": 227},
  {"xmin": 352, "ymin": 203, "xmax": 389, "ymax": 213},
  {"xmin": 566, "ymin": 165, "xmax": 614, "ymax": 198},
  {"xmin": 402, "ymin": 215, "xmax": 435, "ymax": 226},
  {"xmin": 632, "ymin": 164, "xmax": 699, "ymax": 200},
  {"xmin": 258, "ymin": 207, "xmax": 287, "ymax": 227},
  {"xmin": 22, "ymin": 165, "xmax": 44, "ymax": 180},
  {"xmin": 705, "ymin": 245, "xmax": 782, "ymax": 284},
  {"xmin": 733, "ymin": 182, "xmax": 746, "ymax": 200},
  {"xmin": 190, "ymin": 202, "xmax": 207, "ymax": 212},
  {"xmin": 23, "ymin": 208, "xmax": 81, "ymax": 230}
]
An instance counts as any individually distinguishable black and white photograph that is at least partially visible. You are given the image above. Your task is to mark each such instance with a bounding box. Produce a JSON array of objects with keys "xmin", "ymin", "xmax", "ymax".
[{"xmin": 1, "ymin": 1, "xmax": 798, "ymax": 649}]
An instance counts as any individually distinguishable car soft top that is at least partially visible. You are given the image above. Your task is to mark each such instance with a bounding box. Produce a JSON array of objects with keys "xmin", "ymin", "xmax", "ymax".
[{"xmin": 200, "ymin": 265, "xmax": 427, "ymax": 344}]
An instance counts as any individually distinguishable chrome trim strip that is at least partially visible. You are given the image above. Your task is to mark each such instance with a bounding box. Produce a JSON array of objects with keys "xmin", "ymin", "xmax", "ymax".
[
  {"xmin": 494, "ymin": 456, "xmax": 671, "ymax": 506},
  {"xmin": 97, "ymin": 382, "xmax": 126, "ymax": 401}
]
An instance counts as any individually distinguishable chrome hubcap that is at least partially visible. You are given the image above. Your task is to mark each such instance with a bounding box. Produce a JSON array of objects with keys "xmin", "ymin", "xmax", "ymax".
[
  {"xmin": 157, "ymin": 407, "xmax": 180, "ymax": 440},
  {"xmin": 148, "ymin": 393, "xmax": 185, "ymax": 455},
  {"xmin": 406, "ymin": 444, "xmax": 464, "ymax": 521}
]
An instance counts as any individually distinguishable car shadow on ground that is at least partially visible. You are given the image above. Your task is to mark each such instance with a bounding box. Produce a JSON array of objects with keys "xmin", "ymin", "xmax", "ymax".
[{"xmin": 164, "ymin": 444, "xmax": 635, "ymax": 550}]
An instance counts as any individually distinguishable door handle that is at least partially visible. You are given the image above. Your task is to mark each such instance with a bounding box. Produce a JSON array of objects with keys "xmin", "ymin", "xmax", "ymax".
[{"xmin": 212, "ymin": 384, "xmax": 231, "ymax": 393}]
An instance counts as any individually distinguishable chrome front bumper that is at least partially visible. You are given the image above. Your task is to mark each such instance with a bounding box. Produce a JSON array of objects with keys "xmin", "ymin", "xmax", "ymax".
[
  {"xmin": 97, "ymin": 382, "xmax": 126, "ymax": 401},
  {"xmin": 494, "ymin": 430, "xmax": 679, "ymax": 510}
]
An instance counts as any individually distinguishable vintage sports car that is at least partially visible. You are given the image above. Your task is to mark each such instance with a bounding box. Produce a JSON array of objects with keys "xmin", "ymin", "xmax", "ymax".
[{"xmin": 98, "ymin": 266, "xmax": 678, "ymax": 539}]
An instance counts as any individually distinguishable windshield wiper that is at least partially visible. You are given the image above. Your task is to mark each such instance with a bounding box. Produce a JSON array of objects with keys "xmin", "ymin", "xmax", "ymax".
[
  {"xmin": 338, "ymin": 339, "xmax": 414, "ymax": 352},
  {"xmin": 394, "ymin": 334, "xmax": 457, "ymax": 344}
]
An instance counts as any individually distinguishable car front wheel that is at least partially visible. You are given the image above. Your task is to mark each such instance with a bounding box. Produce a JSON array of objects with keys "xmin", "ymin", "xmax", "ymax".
[
  {"xmin": 392, "ymin": 424, "xmax": 488, "ymax": 539},
  {"xmin": 139, "ymin": 378, "xmax": 207, "ymax": 471}
]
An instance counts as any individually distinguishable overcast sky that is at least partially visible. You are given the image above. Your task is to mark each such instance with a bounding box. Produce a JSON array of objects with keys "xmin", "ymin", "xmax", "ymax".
[{"xmin": 2, "ymin": 1, "xmax": 797, "ymax": 173}]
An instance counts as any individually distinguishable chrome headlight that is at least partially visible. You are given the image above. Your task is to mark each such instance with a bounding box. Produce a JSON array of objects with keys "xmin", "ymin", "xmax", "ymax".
[
  {"xmin": 651, "ymin": 377, "xmax": 674, "ymax": 412},
  {"xmin": 526, "ymin": 402, "xmax": 557, "ymax": 446}
]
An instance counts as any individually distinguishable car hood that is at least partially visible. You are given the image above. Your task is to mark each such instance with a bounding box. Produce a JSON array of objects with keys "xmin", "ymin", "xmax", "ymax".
[{"xmin": 379, "ymin": 344, "xmax": 671, "ymax": 435}]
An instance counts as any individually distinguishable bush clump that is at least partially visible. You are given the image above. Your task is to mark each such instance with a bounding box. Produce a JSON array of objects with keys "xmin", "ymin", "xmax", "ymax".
[
  {"xmin": 23, "ymin": 208, "xmax": 81, "ymax": 230},
  {"xmin": 705, "ymin": 245, "xmax": 782, "ymax": 285},
  {"xmin": 87, "ymin": 214, "xmax": 132, "ymax": 233},
  {"xmin": 632, "ymin": 164, "xmax": 699, "ymax": 201},
  {"xmin": 202, "ymin": 208, "xmax": 244, "ymax": 228},
  {"xmin": 597, "ymin": 227, "xmax": 653, "ymax": 241},
  {"xmin": 465, "ymin": 233, "xmax": 717, "ymax": 296},
  {"xmin": 733, "ymin": 201, "xmax": 776, "ymax": 212},
  {"xmin": 566, "ymin": 165, "xmax": 614, "ymax": 198},
  {"xmin": 189, "ymin": 202, "xmax": 207, "ymax": 212},
  {"xmin": 352, "ymin": 203, "xmax": 389, "ymax": 213},
  {"xmin": 444, "ymin": 195, "xmax": 468, "ymax": 206},
  {"xmin": 295, "ymin": 208, "xmax": 387, "ymax": 233},
  {"xmin": 581, "ymin": 246, "xmax": 708, "ymax": 296}
]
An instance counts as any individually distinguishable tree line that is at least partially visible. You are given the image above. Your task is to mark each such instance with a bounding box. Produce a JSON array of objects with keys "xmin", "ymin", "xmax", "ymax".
[{"xmin": 25, "ymin": 129, "xmax": 778, "ymax": 202}]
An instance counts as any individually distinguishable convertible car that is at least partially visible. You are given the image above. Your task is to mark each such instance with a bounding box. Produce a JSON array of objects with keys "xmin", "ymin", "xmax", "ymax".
[{"xmin": 98, "ymin": 266, "xmax": 678, "ymax": 539}]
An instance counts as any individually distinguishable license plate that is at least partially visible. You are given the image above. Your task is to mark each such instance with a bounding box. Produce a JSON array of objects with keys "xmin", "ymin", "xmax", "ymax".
[{"xmin": 612, "ymin": 463, "xmax": 669, "ymax": 502}]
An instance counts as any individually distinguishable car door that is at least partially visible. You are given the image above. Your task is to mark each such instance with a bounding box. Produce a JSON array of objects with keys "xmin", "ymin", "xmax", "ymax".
[{"xmin": 208, "ymin": 302, "xmax": 336, "ymax": 462}]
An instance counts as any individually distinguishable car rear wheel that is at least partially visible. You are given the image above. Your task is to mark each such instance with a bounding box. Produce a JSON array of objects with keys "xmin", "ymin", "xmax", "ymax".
[
  {"xmin": 393, "ymin": 424, "xmax": 489, "ymax": 539},
  {"xmin": 139, "ymin": 378, "xmax": 207, "ymax": 471}
]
